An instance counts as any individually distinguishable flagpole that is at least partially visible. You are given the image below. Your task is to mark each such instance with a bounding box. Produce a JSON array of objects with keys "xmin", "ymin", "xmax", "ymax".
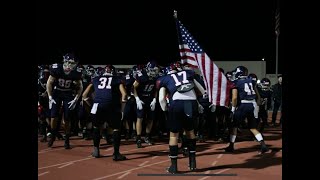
[
  {"xmin": 276, "ymin": 35, "xmax": 278, "ymax": 77},
  {"xmin": 173, "ymin": 10, "xmax": 181, "ymax": 43},
  {"xmin": 173, "ymin": 10, "xmax": 183, "ymax": 62},
  {"xmin": 275, "ymin": 0, "xmax": 280, "ymax": 77}
]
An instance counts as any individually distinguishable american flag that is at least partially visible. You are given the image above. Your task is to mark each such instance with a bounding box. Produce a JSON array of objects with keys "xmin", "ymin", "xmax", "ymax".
[{"xmin": 175, "ymin": 19, "xmax": 232, "ymax": 107}]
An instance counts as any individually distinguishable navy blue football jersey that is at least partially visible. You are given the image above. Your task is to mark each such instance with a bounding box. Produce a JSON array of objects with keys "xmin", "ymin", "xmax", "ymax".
[
  {"xmin": 135, "ymin": 70, "xmax": 156, "ymax": 97},
  {"xmin": 50, "ymin": 63, "xmax": 82, "ymax": 91},
  {"xmin": 156, "ymin": 70, "xmax": 195, "ymax": 97},
  {"xmin": 257, "ymin": 85, "xmax": 272, "ymax": 108},
  {"xmin": 92, "ymin": 75, "xmax": 124, "ymax": 104},
  {"xmin": 233, "ymin": 77, "xmax": 257, "ymax": 101},
  {"xmin": 125, "ymin": 73, "xmax": 135, "ymax": 95}
]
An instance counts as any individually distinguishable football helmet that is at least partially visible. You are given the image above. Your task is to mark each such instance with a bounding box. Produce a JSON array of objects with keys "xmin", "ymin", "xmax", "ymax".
[
  {"xmin": 234, "ymin": 66, "xmax": 248, "ymax": 80},
  {"xmin": 260, "ymin": 78, "xmax": 271, "ymax": 89},
  {"xmin": 96, "ymin": 67, "xmax": 105, "ymax": 76},
  {"xmin": 132, "ymin": 64, "xmax": 144, "ymax": 78},
  {"xmin": 39, "ymin": 65, "xmax": 50, "ymax": 80},
  {"xmin": 62, "ymin": 53, "xmax": 78, "ymax": 74},
  {"xmin": 146, "ymin": 61, "xmax": 159, "ymax": 78},
  {"xmin": 248, "ymin": 73, "xmax": 258, "ymax": 82},
  {"xmin": 167, "ymin": 61, "xmax": 182, "ymax": 74},
  {"xmin": 104, "ymin": 65, "xmax": 116, "ymax": 76},
  {"xmin": 86, "ymin": 65, "xmax": 96, "ymax": 77},
  {"xmin": 175, "ymin": 61, "xmax": 183, "ymax": 71}
]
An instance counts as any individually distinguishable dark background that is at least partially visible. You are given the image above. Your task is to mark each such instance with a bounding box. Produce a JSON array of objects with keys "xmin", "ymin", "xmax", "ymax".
[{"xmin": 36, "ymin": 1, "xmax": 281, "ymax": 74}]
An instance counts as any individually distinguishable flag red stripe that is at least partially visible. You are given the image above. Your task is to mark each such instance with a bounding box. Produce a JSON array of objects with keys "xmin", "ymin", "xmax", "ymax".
[
  {"xmin": 216, "ymin": 70, "xmax": 222, "ymax": 104},
  {"xmin": 209, "ymin": 55, "xmax": 214, "ymax": 104},
  {"xmin": 180, "ymin": 49, "xmax": 192, "ymax": 53},
  {"xmin": 180, "ymin": 55, "xmax": 196, "ymax": 61},
  {"xmin": 198, "ymin": 54, "xmax": 210, "ymax": 102}
]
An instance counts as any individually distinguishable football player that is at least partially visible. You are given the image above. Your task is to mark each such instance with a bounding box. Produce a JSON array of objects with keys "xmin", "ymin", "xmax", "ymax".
[
  {"xmin": 156, "ymin": 61, "xmax": 206, "ymax": 173},
  {"xmin": 46, "ymin": 53, "xmax": 83, "ymax": 149},
  {"xmin": 224, "ymin": 66, "xmax": 269, "ymax": 154},
  {"xmin": 82, "ymin": 65, "xmax": 127, "ymax": 160}
]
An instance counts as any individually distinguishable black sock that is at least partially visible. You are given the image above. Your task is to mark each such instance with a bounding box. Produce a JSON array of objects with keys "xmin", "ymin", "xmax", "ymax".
[
  {"xmin": 146, "ymin": 133, "xmax": 150, "ymax": 138},
  {"xmin": 93, "ymin": 128, "xmax": 100, "ymax": 147},
  {"xmin": 181, "ymin": 135, "xmax": 187, "ymax": 148},
  {"xmin": 229, "ymin": 142, "xmax": 234, "ymax": 148},
  {"xmin": 169, "ymin": 145, "xmax": 179, "ymax": 157},
  {"xmin": 259, "ymin": 140, "xmax": 266, "ymax": 146},
  {"xmin": 136, "ymin": 135, "xmax": 141, "ymax": 141},
  {"xmin": 187, "ymin": 139, "xmax": 196, "ymax": 152},
  {"xmin": 113, "ymin": 131, "xmax": 120, "ymax": 154}
]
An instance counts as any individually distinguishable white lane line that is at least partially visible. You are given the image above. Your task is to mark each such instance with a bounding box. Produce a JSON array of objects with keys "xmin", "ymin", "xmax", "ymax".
[
  {"xmin": 38, "ymin": 157, "xmax": 94, "ymax": 170},
  {"xmin": 198, "ymin": 170, "xmax": 211, "ymax": 180},
  {"xmin": 92, "ymin": 159, "xmax": 169, "ymax": 180},
  {"xmin": 211, "ymin": 160, "xmax": 218, "ymax": 166},
  {"xmin": 91, "ymin": 144, "xmax": 233, "ymax": 180},
  {"xmin": 138, "ymin": 161, "xmax": 149, "ymax": 166},
  {"xmin": 38, "ymin": 171, "xmax": 49, "ymax": 176},
  {"xmin": 217, "ymin": 154, "xmax": 223, "ymax": 159},
  {"xmin": 38, "ymin": 148, "xmax": 69, "ymax": 154},
  {"xmin": 151, "ymin": 156, "xmax": 159, "ymax": 159},
  {"xmin": 215, "ymin": 168, "xmax": 231, "ymax": 174},
  {"xmin": 58, "ymin": 162, "xmax": 73, "ymax": 168},
  {"xmin": 117, "ymin": 171, "xmax": 131, "ymax": 179},
  {"xmin": 39, "ymin": 144, "xmax": 167, "ymax": 170}
]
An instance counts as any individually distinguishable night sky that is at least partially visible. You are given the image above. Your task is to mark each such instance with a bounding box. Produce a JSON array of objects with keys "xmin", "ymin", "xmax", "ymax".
[{"xmin": 36, "ymin": 1, "xmax": 281, "ymax": 74}]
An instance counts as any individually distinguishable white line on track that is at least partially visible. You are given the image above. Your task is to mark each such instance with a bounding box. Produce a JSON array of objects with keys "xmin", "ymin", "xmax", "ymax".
[
  {"xmin": 215, "ymin": 168, "xmax": 231, "ymax": 174},
  {"xmin": 38, "ymin": 171, "xmax": 49, "ymax": 176},
  {"xmin": 58, "ymin": 162, "xmax": 73, "ymax": 168},
  {"xmin": 92, "ymin": 159, "xmax": 169, "ymax": 180},
  {"xmin": 39, "ymin": 144, "xmax": 167, "ymax": 170},
  {"xmin": 116, "ymin": 171, "xmax": 131, "ymax": 179},
  {"xmin": 91, "ymin": 144, "xmax": 237, "ymax": 180},
  {"xmin": 151, "ymin": 156, "xmax": 159, "ymax": 159},
  {"xmin": 138, "ymin": 161, "xmax": 149, "ymax": 166},
  {"xmin": 211, "ymin": 160, "xmax": 218, "ymax": 166},
  {"xmin": 198, "ymin": 170, "xmax": 211, "ymax": 180}
]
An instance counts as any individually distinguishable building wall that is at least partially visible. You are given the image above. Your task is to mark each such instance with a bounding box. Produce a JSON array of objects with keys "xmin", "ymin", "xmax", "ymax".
[
  {"xmin": 214, "ymin": 61, "xmax": 266, "ymax": 81},
  {"xmin": 84, "ymin": 61, "xmax": 267, "ymax": 81}
]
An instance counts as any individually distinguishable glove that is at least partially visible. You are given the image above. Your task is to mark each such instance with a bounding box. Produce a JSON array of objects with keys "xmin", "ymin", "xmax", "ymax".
[
  {"xmin": 202, "ymin": 92, "xmax": 208, "ymax": 99},
  {"xmin": 135, "ymin": 96, "xmax": 144, "ymax": 110},
  {"xmin": 229, "ymin": 106, "xmax": 236, "ymax": 120},
  {"xmin": 68, "ymin": 97, "xmax": 78, "ymax": 110},
  {"xmin": 198, "ymin": 103, "xmax": 204, "ymax": 114},
  {"xmin": 150, "ymin": 98, "xmax": 156, "ymax": 111},
  {"xmin": 209, "ymin": 104, "xmax": 216, "ymax": 112},
  {"xmin": 229, "ymin": 112, "xmax": 234, "ymax": 120},
  {"xmin": 48, "ymin": 96, "xmax": 56, "ymax": 110}
]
